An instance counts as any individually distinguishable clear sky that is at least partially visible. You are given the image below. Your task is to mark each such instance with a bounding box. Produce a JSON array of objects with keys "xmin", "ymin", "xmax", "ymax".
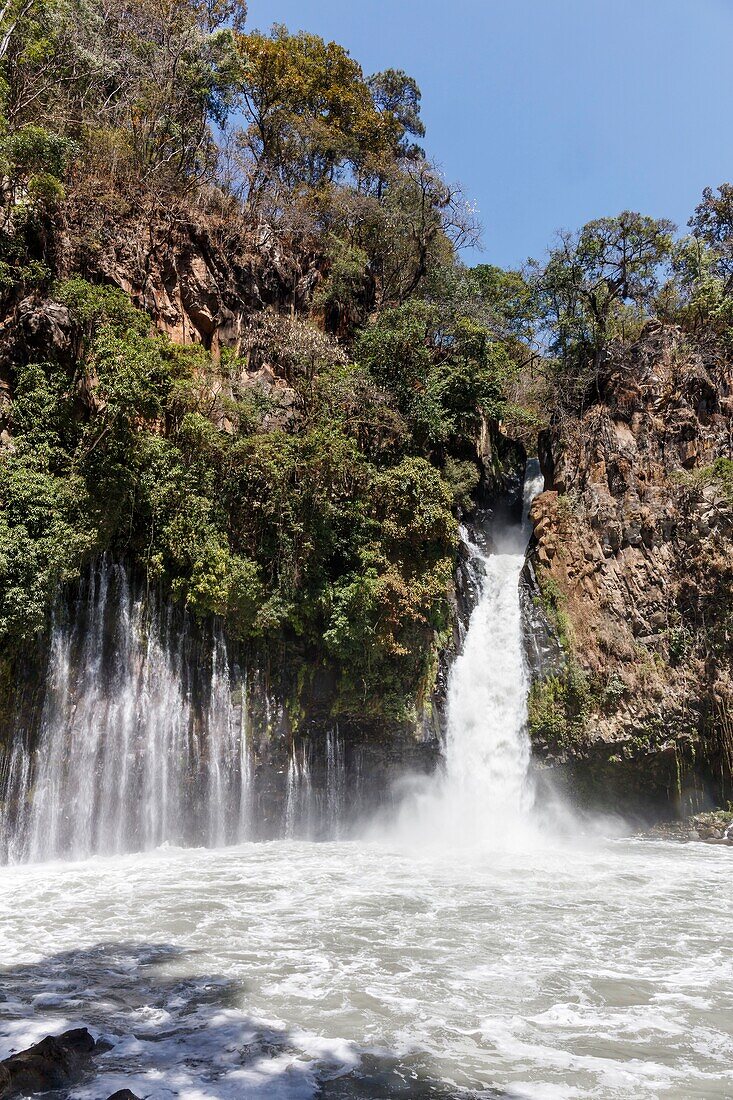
[{"xmin": 244, "ymin": 0, "xmax": 733, "ymax": 269}]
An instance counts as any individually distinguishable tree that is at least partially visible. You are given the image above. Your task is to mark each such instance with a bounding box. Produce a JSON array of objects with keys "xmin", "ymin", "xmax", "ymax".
[
  {"xmin": 689, "ymin": 183, "xmax": 733, "ymax": 287},
  {"xmin": 233, "ymin": 26, "xmax": 401, "ymax": 201},
  {"xmin": 367, "ymin": 68, "xmax": 424, "ymax": 158},
  {"xmin": 356, "ymin": 297, "xmax": 511, "ymax": 448},
  {"xmin": 532, "ymin": 212, "xmax": 675, "ymax": 406}
]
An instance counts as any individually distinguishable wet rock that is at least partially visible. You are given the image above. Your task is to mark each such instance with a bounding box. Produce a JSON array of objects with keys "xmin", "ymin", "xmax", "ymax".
[
  {"xmin": 106, "ymin": 1091, "xmax": 142, "ymax": 1099},
  {"xmin": 454, "ymin": 536, "xmax": 484, "ymax": 634},
  {"xmin": 691, "ymin": 811, "xmax": 733, "ymax": 841},
  {"xmin": 477, "ymin": 424, "xmax": 527, "ymax": 520},
  {"xmin": 0, "ymin": 1027, "xmax": 98, "ymax": 1098},
  {"xmin": 519, "ymin": 555, "xmax": 565, "ymax": 682},
  {"xmin": 635, "ymin": 808, "xmax": 733, "ymax": 843}
]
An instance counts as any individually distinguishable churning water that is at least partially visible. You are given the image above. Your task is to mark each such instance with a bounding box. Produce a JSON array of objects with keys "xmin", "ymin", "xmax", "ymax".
[
  {"xmin": 0, "ymin": 464, "xmax": 731, "ymax": 1098},
  {"xmin": 0, "ymin": 840, "xmax": 731, "ymax": 1099}
]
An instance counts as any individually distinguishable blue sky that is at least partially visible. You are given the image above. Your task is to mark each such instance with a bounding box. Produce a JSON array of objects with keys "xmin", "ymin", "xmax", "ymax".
[{"xmin": 244, "ymin": 0, "xmax": 733, "ymax": 269}]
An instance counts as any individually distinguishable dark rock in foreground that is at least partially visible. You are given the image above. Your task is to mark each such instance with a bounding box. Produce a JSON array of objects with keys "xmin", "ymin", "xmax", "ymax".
[{"xmin": 0, "ymin": 1027, "xmax": 98, "ymax": 1098}]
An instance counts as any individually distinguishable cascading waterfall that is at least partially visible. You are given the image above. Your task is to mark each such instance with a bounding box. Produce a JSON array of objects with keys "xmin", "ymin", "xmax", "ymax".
[
  {"xmin": 0, "ymin": 560, "xmax": 253, "ymax": 863},
  {"xmin": 326, "ymin": 728, "xmax": 346, "ymax": 837},
  {"xmin": 282, "ymin": 728, "xmax": 348, "ymax": 840},
  {"xmin": 441, "ymin": 459, "xmax": 545, "ymax": 835},
  {"xmin": 284, "ymin": 744, "xmax": 313, "ymax": 839},
  {"xmin": 390, "ymin": 459, "xmax": 545, "ymax": 845}
]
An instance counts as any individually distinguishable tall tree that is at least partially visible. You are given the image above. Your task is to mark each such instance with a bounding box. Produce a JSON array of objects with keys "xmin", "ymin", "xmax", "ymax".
[
  {"xmin": 532, "ymin": 211, "xmax": 675, "ymax": 406},
  {"xmin": 689, "ymin": 183, "xmax": 733, "ymax": 287}
]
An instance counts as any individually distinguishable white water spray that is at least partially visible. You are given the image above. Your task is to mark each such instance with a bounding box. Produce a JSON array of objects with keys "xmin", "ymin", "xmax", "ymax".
[{"xmin": 389, "ymin": 460, "xmax": 545, "ymax": 846}]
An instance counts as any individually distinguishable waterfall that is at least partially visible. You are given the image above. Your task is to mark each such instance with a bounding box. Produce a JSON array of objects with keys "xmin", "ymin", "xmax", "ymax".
[
  {"xmin": 0, "ymin": 560, "xmax": 253, "ymax": 863},
  {"xmin": 284, "ymin": 744, "xmax": 312, "ymax": 839},
  {"xmin": 440, "ymin": 459, "xmax": 545, "ymax": 839},
  {"xmin": 283, "ymin": 730, "xmax": 347, "ymax": 840},
  {"xmin": 326, "ymin": 728, "xmax": 346, "ymax": 837},
  {"xmin": 389, "ymin": 460, "xmax": 545, "ymax": 845}
]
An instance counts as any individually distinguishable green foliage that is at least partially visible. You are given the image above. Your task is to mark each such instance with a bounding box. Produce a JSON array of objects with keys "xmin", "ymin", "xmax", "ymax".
[
  {"xmin": 536, "ymin": 570, "xmax": 572, "ymax": 651},
  {"xmin": 1, "ymin": 0, "xmax": 245, "ymax": 189},
  {"xmin": 688, "ymin": 183, "xmax": 733, "ymax": 283},
  {"xmin": 666, "ymin": 625, "xmax": 691, "ymax": 667},
  {"xmin": 55, "ymin": 277, "xmax": 148, "ymax": 341},
  {"xmin": 527, "ymin": 675, "xmax": 572, "ymax": 751},
  {"xmin": 0, "ymin": 122, "xmax": 74, "ymax": 297},
  {"xmin": 312, "ymin": 235, "xmax": 370, "ymax": 326},
  {"xmin": 657, "ymin": 236, "xmax": 733, "ymax": 337},
  {"xmin": 527, "ymin": 662, "xmax": 592, "ymax": 753},
  {"xmin": 324, "ymin": 459, "xmax": 455, "ymax": 714},
  {"xmin": 712, "ymin": 457, "xmax": 733, "ymax": 497},
  {"xmin": 1, "ymin": 124, "xmax": 73, "ymax": 180},
  {"xmin": 531, "ymin": 212, "xmax": 676, "ymax": 409},
  {"xmin": 466, "ymin": 264, "xmax": 536, "ymax": 342},
  {"xmin": 442, "ymin": 457, "xmax": 481, "ymax": 513},
  {"xmin": 677, "ymin": 457, "xmax": 733, "ymax": 505},
  {"xmin": 0, "ymin": 451, "xmax": 95, "ymax": 639},
  {"xmin": 356, "ymin": 297, "xmax": 512, "ymax": 447},
  {"xmin": 0, "ymin": 277, "xmax": 470, "ymax": 712}
]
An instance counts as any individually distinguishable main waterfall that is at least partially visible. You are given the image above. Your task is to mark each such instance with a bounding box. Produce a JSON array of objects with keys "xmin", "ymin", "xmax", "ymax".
[
  {"xmin": 390, "ymin": 459, "xmax": 545, "ymax": 845},
  {"xmin": 442, "ymin": 460, "xmax": 545, "ymax": 830}
]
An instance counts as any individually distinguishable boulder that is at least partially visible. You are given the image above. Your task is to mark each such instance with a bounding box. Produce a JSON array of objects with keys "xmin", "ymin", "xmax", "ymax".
[{"xmin": 0, "ymin": 1028, "xmax": 98, "ymax": 1098}]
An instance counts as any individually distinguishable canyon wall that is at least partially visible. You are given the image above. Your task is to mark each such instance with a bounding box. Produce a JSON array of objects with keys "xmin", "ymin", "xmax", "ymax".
[{"xmin": 524, "ymin": 324, "xmax": 733, "ymax": 818}]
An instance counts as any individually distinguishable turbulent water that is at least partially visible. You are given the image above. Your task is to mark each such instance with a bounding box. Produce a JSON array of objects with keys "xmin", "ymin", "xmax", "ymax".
[
  {"xmin": 1, "ymin": 465, "xmax": 731, "ymax": 1098},
  {"xmin": 1, "ymin": 840, "xmax": 731, "ymax": 1099}
]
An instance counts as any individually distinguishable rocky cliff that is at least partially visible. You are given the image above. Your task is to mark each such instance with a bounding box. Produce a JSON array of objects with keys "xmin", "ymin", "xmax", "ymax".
[
  {"xmin": 62, "ymin": 201, "xmax": 322, "ymax": 354},
  {"xmin": 524, "ymin": 323, "xmax": 733, "ymax": 819}
]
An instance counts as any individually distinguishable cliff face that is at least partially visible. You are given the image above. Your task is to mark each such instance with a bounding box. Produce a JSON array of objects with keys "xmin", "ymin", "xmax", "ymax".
[
  {"xmin": 525, "ymin": 324, "xmax": 733, "ymax": 818},
  {"xmin": 62, "ymin": 202, "xmax": 320, "ymax": 355}
]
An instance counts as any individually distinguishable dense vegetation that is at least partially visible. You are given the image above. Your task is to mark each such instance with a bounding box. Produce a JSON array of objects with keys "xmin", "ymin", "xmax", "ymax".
[
  {"xmin": 0, "ymin": 0, "xmax": 534, "ymax": 715},
  {"xmin": 1, "ymin": 0, "xmax": 732, "ymax": 720}
]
